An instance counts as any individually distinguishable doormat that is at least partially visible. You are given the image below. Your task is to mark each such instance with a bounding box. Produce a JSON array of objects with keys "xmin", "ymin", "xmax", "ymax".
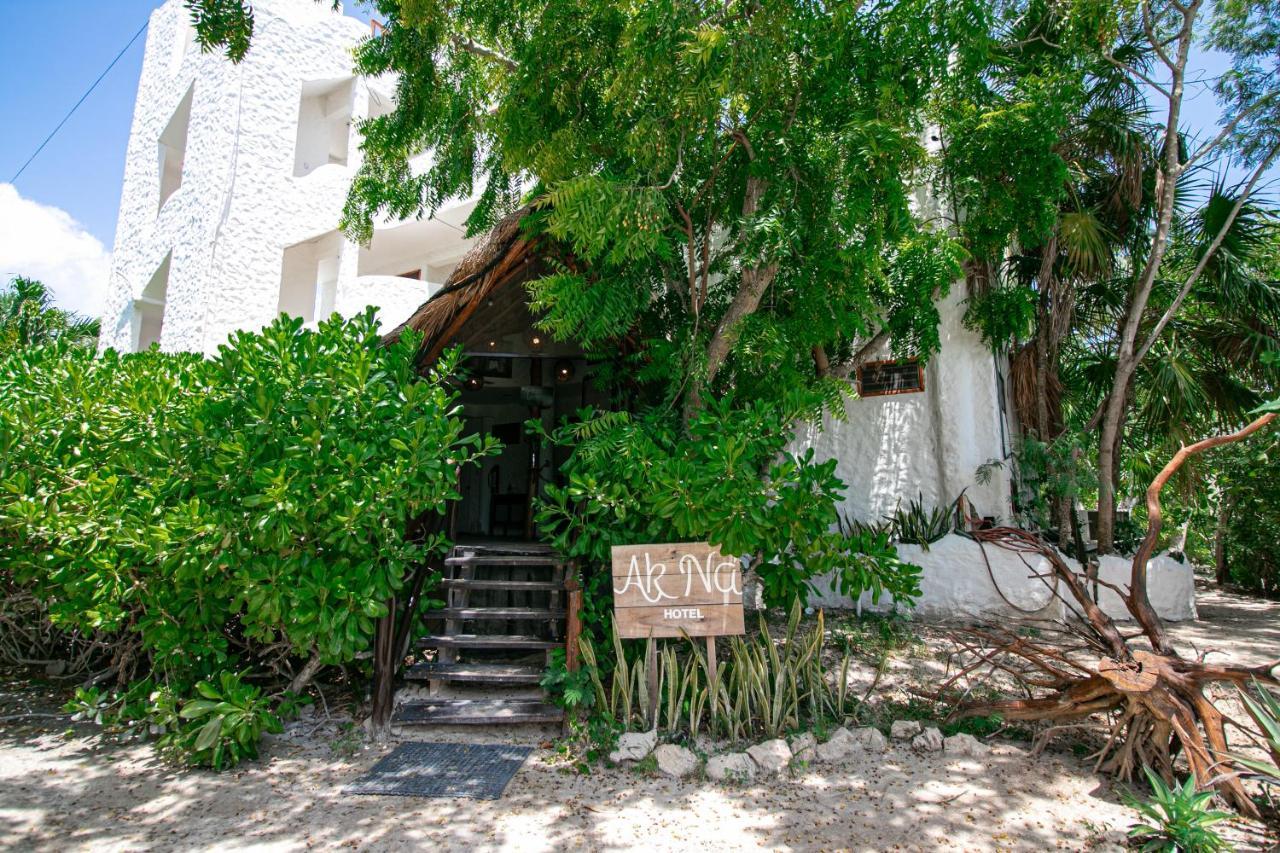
[{"xmin": 344, "ymin": 742, "xmax": 532, "ymax": 800}]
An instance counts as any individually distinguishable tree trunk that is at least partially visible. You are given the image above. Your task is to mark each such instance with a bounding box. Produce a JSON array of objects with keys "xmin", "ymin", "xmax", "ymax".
[{"xmin": 1214, "ymin": 491, "xmax": 1234, "ymax": 586}]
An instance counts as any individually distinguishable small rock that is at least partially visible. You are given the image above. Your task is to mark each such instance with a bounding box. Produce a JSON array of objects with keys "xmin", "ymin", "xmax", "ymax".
[
  {"xmin": 609, "ymin": 729, "xmax": 658, "ymax": 763},
  {"xmin": 849, "ymin": 726, "xmax": 888, "ymax": 752},
  {"xmin": 789, "ymin": 732, "xmax": 817, "ymax": 764},
  {"xmin": 44, "ymin": 660, "xmax": 67, "ymax": 677},
  {"xmin": 747, "ymin": 738, "xmax": 792, "ymax": 775},
  {"xmin": 706, "ymin": 752, "xmax": 757, "ymax": 782},
  {"xmin": 890, "ymin": 719, "xmax": 922, "ymax": 740},
  {"xmin": 815, "ymin": 728, "xmax": 857, "ymax": 763},
  {"xmin": 653, "ymin": 744, "xmax": 699, "ymax": 778},
  {"xmin": 944, "ymin": 733, "xmax": 990, "ymax": 757},
  {"xmin": 912, "ymin": 726, "xmax": 944, "ymax": 752}
]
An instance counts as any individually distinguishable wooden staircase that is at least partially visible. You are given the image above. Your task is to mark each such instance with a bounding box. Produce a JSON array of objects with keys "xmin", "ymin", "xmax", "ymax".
[{"xmin": 393, "ymin": 542, "xmax": 569, "ymax": 727}]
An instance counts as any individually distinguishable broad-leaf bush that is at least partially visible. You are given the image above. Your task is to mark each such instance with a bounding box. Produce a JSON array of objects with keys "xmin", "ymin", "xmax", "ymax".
[
  {"xmin": 0, "ymin": 312, "xmax": 493, "ymax": 766},
  {"xmin": 534, "ymin": 394, "xmax": 921, "ymax": 633}
]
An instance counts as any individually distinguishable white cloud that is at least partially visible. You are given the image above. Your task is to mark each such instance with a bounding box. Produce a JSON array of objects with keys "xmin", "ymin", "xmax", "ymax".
[{"xmin": 0, "ymin": 183, "xmax": 112, "ymax": 319}]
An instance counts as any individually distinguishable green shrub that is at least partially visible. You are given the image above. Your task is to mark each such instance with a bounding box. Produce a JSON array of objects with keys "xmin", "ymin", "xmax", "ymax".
[
  {"xmin": 1124, "ymin": 767, "xmax": 1233, "ymax": 853},
  {"xmin": 1, "ymin": 312, "xmax": 493, "ymax": 766},
  {"xmin": 161, "ymin": 672, "xmax": 285, "ymax": 769},
  {"xmin": 534, "ymin": 394, "xmax": 921, "ymax": 640}
]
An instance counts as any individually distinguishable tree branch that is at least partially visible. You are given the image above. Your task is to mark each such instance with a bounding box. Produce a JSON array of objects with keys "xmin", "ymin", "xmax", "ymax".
[
  {"xmin": 1132, "ymin": 143, "xmax": 1280, "ymax": 367},
  {"xmin": 451, "ymin": 34, "xmax": 517, "ymax": 71},
  {"xmin": 1130, "ymin": 411, "xmax": 1277, "ymax": 654}
]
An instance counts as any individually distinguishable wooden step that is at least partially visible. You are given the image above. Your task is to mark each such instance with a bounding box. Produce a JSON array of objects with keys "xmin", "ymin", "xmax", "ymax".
[
  {"xmin": 439, "ymin": 578, "xmax": 562, "ymax": 592},
  {"xmin": 436, "ymin": 607, "xmax": 565, "ymax": 620},
  {"xmin": 394, "ymin": 698, "xmax": 563, "ymax": 725},
  {"xmin": 417, "ymin": 634, "xmax": 563, "ymax": 650},
  {"xmin": 445, "ymin": 555, "xmax": 560, "ymax": 567},
  {"xmin": 404, "ymin": 662, "xmax": 545, "ymax": 684}
]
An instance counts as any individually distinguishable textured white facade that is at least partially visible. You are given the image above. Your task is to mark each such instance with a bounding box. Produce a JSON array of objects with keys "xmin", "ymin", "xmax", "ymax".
[
  {"xmin": 99, "ymin": 0, "xmax": 475, "ymax": 355},
  {"xmin": 793, "ymin": 286, "xmax": 1015, "ymax": 527}
]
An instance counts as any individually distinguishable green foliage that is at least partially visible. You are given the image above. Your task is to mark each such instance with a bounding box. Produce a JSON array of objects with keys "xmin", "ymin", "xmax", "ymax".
[
  {"xmin": 540, "ymin": 648, "xmax": 598, "ymax": 712},
  {"xmin": 3, "ymin": 313, "xmax": 493, "ymax": 766},
  {"xmin": 963, "ymin": 284, "xmax": 1038, "ymax": 350},
  {"xmin": 886, "ymin": 493, "xmax": 957, "ymax": 549},
  {"xmin": 582, "ymin": 600, "xmax": 856, "ymax": 743},
  {"xmin": 1124, "ymin": 767, "xmax": 1234, "ymax": 853},
  {"xmin": 162, "ymin": 672, "xmax": 284, "ymax": 770},
  {"xmin": 535, "ymin": 395, "xmax": 920, "ymax": 627},
  {"xmin": 0, "ymin": 276, "xmax": 99, "ymax": 353},
  {"xmin": 1229, "ymin": 681, "xmax": 1280, "ymax": 798}
]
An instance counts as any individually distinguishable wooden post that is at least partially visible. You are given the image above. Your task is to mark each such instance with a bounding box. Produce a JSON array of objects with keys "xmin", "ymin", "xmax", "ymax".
[
  {"xmin": 370, "ymin": 596, "xmax": 396, "ymax": 729},
  {"xmin": 564, "ymin": 574, "xmax": 583, "ymax": 672}
]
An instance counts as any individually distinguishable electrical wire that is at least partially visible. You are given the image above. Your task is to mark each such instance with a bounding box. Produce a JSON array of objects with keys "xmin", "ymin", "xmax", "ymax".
[{"xmin": 9, "ymin": 20, "xmax": 149, "ymax": 185}]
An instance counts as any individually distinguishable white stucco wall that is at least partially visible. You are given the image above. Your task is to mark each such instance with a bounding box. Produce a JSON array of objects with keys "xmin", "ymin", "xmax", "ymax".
[
  {"xmin": 808, "ymin": 533, "xmax": 1197, "ymax": 623},
  {"xmin": 791, "ymin": 286, "xmax": 1015, "ymax": 527},
  {"xmin": 99, "ymin": 0, "xmax": 474, "ymax": 356}
]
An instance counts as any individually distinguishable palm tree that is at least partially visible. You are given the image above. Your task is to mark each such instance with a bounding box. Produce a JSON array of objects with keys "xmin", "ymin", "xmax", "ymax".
[{"xmin": 0, "ymin": 276, "xmax": 101, "ymax": 352}]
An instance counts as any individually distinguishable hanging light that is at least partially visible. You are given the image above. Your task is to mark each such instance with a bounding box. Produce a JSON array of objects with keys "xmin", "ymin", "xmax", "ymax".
[
  {"xmin": 464, "ymin": 374, "xmax": 484, "ymax": 390},
  {"xmin": 528, "ymin": 331, "xmax": 545, "ymax": 351},
  {"xmin": 554, "ymin": 359, "xmax": 575, "ymax": 384}
]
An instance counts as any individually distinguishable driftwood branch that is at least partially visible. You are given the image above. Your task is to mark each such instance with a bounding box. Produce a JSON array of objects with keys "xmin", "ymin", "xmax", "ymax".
[{"xmin": 948, "ymin": 411, "xmax": 1280, "ymax": 817}]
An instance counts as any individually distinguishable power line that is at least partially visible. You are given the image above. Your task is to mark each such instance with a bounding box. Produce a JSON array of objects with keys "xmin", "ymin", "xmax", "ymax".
[{"xmin": 9, "ymin": 20, "xmax": 149, "ymax": 185}]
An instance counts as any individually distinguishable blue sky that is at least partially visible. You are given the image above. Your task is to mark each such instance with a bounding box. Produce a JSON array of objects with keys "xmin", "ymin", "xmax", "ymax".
[{"xmin": 0, "ymin": 2, "xmax": 1272, "ymax": 316}]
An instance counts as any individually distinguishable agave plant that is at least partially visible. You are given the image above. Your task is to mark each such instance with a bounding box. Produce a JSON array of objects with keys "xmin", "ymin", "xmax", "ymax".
[
  {"xmin": 1123, "ymin": 766, "xmax": 1233, "ymax": 853},
  {"xmin": 1225, "ymin": 681, "xmax": 1280, "ymax": 797},
  {"xmin": 887, "ymin": 493, "xmax": 957, "ymax": 550}
]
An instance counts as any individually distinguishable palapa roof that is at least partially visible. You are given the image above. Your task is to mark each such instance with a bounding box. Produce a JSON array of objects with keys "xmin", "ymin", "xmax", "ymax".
[{"xmin": 382, "ymin": 205, "xmax": 540, "ymax": 365}]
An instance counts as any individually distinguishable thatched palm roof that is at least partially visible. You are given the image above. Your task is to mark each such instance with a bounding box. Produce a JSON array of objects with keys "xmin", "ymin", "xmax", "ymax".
[{"xmin": 382, "ymin": 205, "xmax": 539, "ymax": 365}]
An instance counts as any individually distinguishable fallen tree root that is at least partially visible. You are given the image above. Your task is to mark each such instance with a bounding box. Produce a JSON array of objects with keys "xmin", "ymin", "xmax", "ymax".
[{"xmin": 947, "ymin": 411, "xmax": 1279, "ymax": 818}]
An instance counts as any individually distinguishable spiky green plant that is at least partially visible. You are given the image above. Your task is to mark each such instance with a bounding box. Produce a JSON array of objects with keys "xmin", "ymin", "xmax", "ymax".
[
  {"xmin": 888, "ymin": 493, "xmax": 956, "ymax": 549},
  {"xmin": 1123, "ymin": 767, "xmax": 1233, "ymax": 853},
  {"xmin": 582, "ymin": 600, "xmax": 856, "ymax": 743}
]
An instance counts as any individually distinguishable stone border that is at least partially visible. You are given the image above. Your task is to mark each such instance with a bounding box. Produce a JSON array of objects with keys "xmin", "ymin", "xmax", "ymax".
[{"xmin": 609, "ymin": 720, "xmax": 992, "ymax": 781}]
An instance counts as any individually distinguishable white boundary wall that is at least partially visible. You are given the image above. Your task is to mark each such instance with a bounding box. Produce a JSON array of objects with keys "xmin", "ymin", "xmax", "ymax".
[{"xmin": 807, "ymin": 533, "xmax": 1197, "ymax": 623}]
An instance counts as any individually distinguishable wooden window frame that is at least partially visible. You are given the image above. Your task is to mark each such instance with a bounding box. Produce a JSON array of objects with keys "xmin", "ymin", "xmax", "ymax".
[{"xmin": 856, "ymin": 357, "xmax": 925, "ymax": 398}]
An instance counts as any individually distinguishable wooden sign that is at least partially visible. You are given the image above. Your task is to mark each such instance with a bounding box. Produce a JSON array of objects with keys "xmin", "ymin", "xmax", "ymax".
[{"xmin": 610, "ymin": 542, "xmax": 746, "ymax": 639}]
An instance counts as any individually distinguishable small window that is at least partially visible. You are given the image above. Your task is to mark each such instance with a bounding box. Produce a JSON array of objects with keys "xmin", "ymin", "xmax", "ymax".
[
  {"xmin": 293, "ymin": 79, "xmax": 354, "ymax": 177},
  {"xmin": 158, "ymin": 86, "xmax": 194, "ymax": 209},
  {"xmin": 134, "ymin": 253, "xmax": 171, "ymax": 351},
  {"xmin": 857, "ymin": 358, "xmax": 924, "ymax": 397}
]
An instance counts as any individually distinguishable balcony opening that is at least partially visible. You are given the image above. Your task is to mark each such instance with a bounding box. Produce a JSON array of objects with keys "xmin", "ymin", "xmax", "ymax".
[
  {"xmin": 134, "ymin": 253, "xmax": 171, "ymax": 351},
  {"xmin": 278, "ymin": 231, "xmax": 343, "ymax": 323},
  {"xmin": 158, "ymin": 86, "xmax": 194, "ymax": 209},
  {"xmin": 293, "ymin": 78, "xmax": 354, "ymax": 177}
]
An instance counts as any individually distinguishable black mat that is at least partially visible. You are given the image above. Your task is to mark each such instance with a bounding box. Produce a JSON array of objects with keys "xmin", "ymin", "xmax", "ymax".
[{"xmin": 344, "ymin": 742, "xmax": 532, "ymax": 799}]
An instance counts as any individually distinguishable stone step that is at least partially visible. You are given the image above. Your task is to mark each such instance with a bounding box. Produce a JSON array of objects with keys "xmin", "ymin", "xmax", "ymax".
[
  {"xmin": 436, "ymin": 607, "xmax": 566, "ymax": 620},
  {"xmin": 417, "ymin": 634, "xmax": 562, "ymax": 650},
  {"xmin": 394, "ymin": 698, "xmax": 563, "ymax": 726},
  {"xmin": 439, "ymin": 578, "xmax": 562, "ymax": 592},
  {"xmin": 404, "ymin": 662, "xmax": 545, "ymax": 684}
]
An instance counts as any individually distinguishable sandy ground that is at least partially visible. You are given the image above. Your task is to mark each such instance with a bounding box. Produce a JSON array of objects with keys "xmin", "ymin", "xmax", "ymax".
[{"xmin": 1, "ymin": 582, "xmax": 1276, "ymax": 852}]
